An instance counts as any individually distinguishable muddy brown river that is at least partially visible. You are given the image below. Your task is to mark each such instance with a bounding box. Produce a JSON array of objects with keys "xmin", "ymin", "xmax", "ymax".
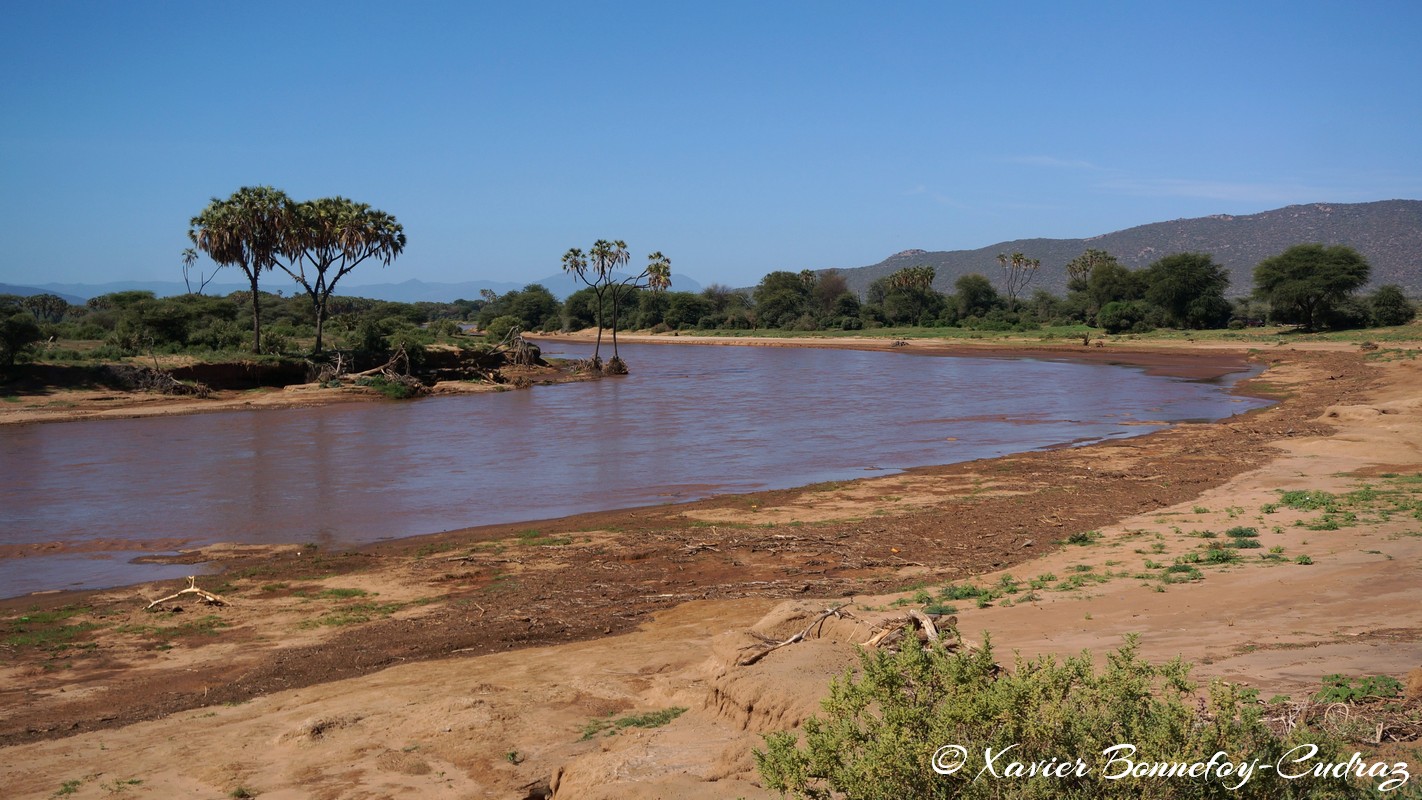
[{"xmin": 0, "ymin": 343, "xmax": 1267, "ymax": 596}]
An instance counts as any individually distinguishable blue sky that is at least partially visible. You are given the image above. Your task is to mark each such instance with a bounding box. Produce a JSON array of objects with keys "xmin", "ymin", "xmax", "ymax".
[{"xmin": 2, "ymin": 1, "xmax": 1419, "ymax": 289}]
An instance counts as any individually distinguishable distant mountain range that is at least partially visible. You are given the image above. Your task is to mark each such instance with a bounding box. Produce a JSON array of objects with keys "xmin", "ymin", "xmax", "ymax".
[
  {"xmin": 824, "ymin": 200, "xmax": 1422, "ymax": 296},
  {"xmin": 1, "ymin": 271, "xmax": 704, "ymax": 304},
  {"xmin": 7, "ymin": 201, "xmax": 1418, "ymax": 305}
]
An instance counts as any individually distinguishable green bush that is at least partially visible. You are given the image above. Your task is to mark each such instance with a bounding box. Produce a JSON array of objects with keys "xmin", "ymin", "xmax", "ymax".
[
  {"xmin": 484, "ymin": 314, "xmax": 522, "ymax": 343},
  {"xmin": 756, "ymin": 635, "xmax": 1376, "ymax": 798}
]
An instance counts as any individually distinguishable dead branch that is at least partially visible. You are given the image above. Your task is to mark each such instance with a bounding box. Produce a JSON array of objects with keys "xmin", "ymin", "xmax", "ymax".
[
  {"xmin": 486, "ymin": 325, "xmax": 539, "ymax": 366},
  {"xmin": 351, "ymin": 344, "xmax": 411, "ymax": 377},
  {"xmin": 860, "ymin": 611, "xmax": 957, "ymax": 650},
  {"xmin": 737, "ymin": 604, "xmax": 850, "ymax": 666},
  {"xmin": 145, "ymin": 576, "xmax": 229, "ymax": 610},
  {"xmin": 107, "ymin": 364, "xmax": 212, "ymax": 398},
  {"xmin": 907, "ymin": 609, "xmax": 940, "ymax": 644},
  {"xmin": 314, "ymin": 351, "xmax": 348, "ymax": 384}
]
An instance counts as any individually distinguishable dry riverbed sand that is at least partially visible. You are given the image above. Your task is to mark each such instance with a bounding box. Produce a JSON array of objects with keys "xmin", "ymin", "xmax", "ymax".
[{"xmin": 1, "ymin": 338, "xmax": 1420, "ymax": 798}]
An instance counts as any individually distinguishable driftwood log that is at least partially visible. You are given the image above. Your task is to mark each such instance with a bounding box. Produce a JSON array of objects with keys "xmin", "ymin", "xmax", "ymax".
[{"xmin": 145, "ymin": 576, "xmax": 229, "ymax": 610}]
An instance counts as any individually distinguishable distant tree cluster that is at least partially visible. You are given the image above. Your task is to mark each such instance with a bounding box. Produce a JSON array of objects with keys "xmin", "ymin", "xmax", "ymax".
[
  {"xmin": 0, "ymin": 288, "xmax": 478, "ymax": 371},
  {"xmin": 662, "ymin": 243, "xmax": 1408, "ymax": 336},
  {"xmin": 2, "ymin": 237, "xmax": 1413, "ymax": 377}
]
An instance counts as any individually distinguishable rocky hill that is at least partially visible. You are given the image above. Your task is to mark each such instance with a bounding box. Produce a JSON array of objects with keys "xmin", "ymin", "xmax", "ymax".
[{"xmin": 827, "ymin": 200, "xmax": 1422, "ymax": 297}]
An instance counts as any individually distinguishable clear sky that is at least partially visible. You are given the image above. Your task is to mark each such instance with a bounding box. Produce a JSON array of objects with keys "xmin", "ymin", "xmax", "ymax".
[{"xmin": 2, "ymin": 1, "xmax": 1420, "ymax": 289}]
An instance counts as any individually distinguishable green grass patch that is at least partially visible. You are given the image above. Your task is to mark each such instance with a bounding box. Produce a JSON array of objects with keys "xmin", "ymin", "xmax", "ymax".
[
  {"xmin": 580, "ymin": 706, "xmax": 688, "ymax": 740},
  {"xmin": 317, "ymin": 587, "xmax": 369, "ymax": 599},
  {"xmin": 515, "ymin": 529, "xmax": 574, "ymax": 547},
  {"xmin": 115, "ymin": 614, "xmax": 229, "ymax": 641},
  {"xmin": 300, "ymin": 601, "xmax": 405, "ymax": 628},
  {"xmin": 4, "ymin": 606, "xmax": 100, "ymax": 651}
]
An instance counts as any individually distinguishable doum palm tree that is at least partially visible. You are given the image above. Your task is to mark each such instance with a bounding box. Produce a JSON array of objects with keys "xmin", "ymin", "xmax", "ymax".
[
  {"xmin": 279, "ymin": 197, "xmax": 406, "ymax": 354},
  {"xmin": 188, "ymin": 186, "xmax": 292, "ymax": 353}
]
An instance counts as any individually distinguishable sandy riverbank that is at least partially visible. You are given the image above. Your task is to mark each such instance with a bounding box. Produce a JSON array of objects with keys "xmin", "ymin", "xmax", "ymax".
[
  {"xmin": 1, "ymin": 339, "xmax": 1419, "ymax": 798},
  {"xmin": 0, "ymin": 363, "xmax": 582, "ymax": 427}
]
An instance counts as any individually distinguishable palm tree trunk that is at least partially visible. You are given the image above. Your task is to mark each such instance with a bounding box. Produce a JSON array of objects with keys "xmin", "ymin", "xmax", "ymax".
[
  {"xmin": 610, "ymin": 286, "xmax": 621, "ymax": 360},
  {"xmin": 313, "ymin": 298, "xmax": 326, "ymax": 355},
  {"xmin": 592, "ymin": 287, "xmax": 605, "ymax": 364},
  {"xmin": 248, "ymin": 271, "xmax": 262, "ymax": 354}
]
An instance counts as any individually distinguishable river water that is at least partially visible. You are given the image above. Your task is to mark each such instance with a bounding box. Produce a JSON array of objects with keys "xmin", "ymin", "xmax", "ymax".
[{"xmin": 0, "ymin": 342, "xmax": 1268, "ymax": 597}]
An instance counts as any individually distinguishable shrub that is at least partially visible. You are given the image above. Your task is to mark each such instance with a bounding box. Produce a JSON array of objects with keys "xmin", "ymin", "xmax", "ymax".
[
  {"xmin": 484, "ymin": 315, "xmax": 522, "ymax": 343},
  {"xmin": 756, "ymin": 635, "xmax": 1376, "ymax": 798}
]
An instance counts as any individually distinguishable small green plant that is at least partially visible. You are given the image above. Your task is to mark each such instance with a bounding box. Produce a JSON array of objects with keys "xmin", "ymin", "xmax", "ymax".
[
  {"xmin": 1314, "ymin": 674, "xmax": 1403, "ymax": 703},
  {"xmin": 1294, "ymin": 554, "xmax": 1314, "ymax": 565},
  {"xmin": 230, "ymin": 787, "xmax": 257, "ymax": 799},
  {"xmin": 1065, "ymin": 530, "xmax": 1101, "ymax": 545},
  {"xmin": 1279, "ymin": 490, "xmax": 1337, "ymax": 511},
  {"xmin": 1161, "ymin": 564, "xmax": 1202, "ymax": 583},
  {"xmin": 54, "ymin": 779, "xmax": 83, "ymax": 797},
  {"xmin": 939, "ymin": 583, "xmax": 982, "ymax": 601},
  {"xmin": 505, "ymin": 750, "xmax": 523, "ymax": 764},
  {"xmin": 1204, "ymin": 547, "xmax": 1239, "ymax": 564},
  {"xmin": 1225, "ymin": 526, "xmax": 1259, "ymax": 538}
]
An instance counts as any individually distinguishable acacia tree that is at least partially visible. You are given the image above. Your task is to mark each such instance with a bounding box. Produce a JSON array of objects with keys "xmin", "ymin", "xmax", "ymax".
[
  {"xmin": 1143, "ymin": 252, "xmax": 1231, "ymax": 329},
  {"xmin": 188, "ymin": 186, "xmax": 292, "ymax": 353},
  {"xmin": 278, "ymin": 197, "xmax": 406, "ymax": 354},
  {"xmin": 607, "ymin": 251, "xmax": 672, "ymax": 370},
  {"xmin": 1254, "ymin": 244, "xmax": 1370, "ymax": 331},
  {"xmin": 1, "ymin": 311, "xmax": 42, "ymax": 368}
]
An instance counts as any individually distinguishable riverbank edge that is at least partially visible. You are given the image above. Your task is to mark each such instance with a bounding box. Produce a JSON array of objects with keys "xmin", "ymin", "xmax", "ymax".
[
  {"xmin": 0, "ymin": 338, "xmax": 1275, "ymax": 602},
  {"xmin": 2, "ymin": 333, "xmax": 1285, "ymax": 428}
]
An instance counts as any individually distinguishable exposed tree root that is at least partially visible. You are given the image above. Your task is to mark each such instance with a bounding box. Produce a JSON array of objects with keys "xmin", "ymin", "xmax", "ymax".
[{"xmin": 737, "ymin": 604, "xmax": 851, "ymax": 666}]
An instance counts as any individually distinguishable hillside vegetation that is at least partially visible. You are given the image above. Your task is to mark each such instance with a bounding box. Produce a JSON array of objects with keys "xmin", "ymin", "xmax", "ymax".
[{"xmin": 825, "ymin": 200, "xmax": 1422, "ymax": 297}]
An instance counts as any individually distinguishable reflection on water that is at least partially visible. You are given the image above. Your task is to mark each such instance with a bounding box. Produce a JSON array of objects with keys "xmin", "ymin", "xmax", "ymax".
[{"xmin": 0, "ymin": 343, "xmax": 1267, "ymax": 596}]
